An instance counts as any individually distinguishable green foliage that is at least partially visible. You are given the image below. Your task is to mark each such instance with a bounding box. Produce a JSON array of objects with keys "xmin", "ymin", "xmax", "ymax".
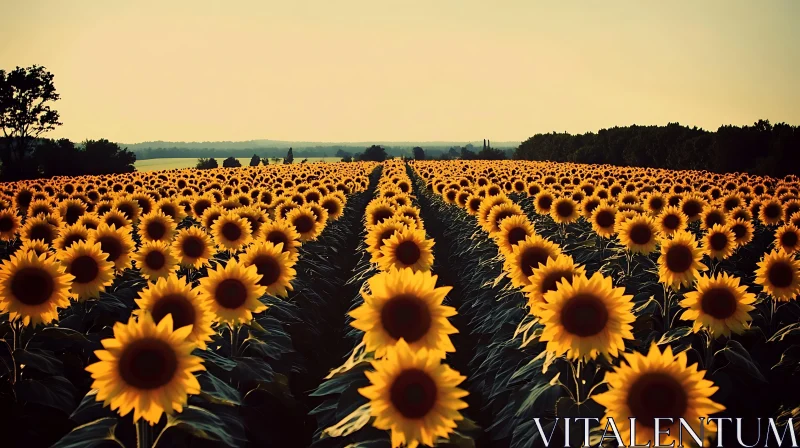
[{"xmin": 195, "ymin": 157, "xmax": 218, "ymax": 169}]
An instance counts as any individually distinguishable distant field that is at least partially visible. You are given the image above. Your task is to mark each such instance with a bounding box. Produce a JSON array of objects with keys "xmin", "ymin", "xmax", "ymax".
[{"xmin": 134, "ymin": 157, "xmax": 341, "ymax": 172}]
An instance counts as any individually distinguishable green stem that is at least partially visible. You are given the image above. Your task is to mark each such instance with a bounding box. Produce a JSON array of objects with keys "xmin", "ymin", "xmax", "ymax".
[
  {"xmin": 229, "ymin": 323, "xmax": 238, "ymax": 357},
  {"xmin": 136, "ymin": 419, "xmax": 152, "ymax": 448}
]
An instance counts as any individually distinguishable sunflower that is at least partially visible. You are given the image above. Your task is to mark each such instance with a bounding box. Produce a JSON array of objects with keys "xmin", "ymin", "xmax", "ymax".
[
  {"xmin": 200, "ymin": 205, "xmax": 224, "ymax": 231},
  {"xmin": 679, "ymin": 194, "xmax": 706, "ymax": 223},
  {"xmin": 261, "ymin": 219, "xmax": 302, "ymax": 262},
  {"xmin": 52, "ymin": 223, "xmax": 90, "ymax": 251},
  {"xmin": 138, "ymin": 211, "xmax": 177, "ymax": 244},
  {"xmin": 0, "ymin": 209, "xmax": 21, "ymax": 241},
  {"xmin": 320, "ymin": 194, "xmax": 345, "ymax": 221},
  {"xmin": 658, "ymin": 231, "xmax": 707, "ymax": 290},
  {"xmin": 775, "ymin": 224, "xmax": 800, "ymax": 254},
  {"xmin": 133, "ymin": 240, "xmax": 179, "ymax": 281},
  {"xmin": 539, "ymin": 272, "xmax": 634, "ymax": 360},
  {"xmin": 172, "ymin": 227, "xmax": 214, "ymax": 269},
  {"xmin": 367, "ymin": 218, "xmax": 409, "ymax": 263},
  {"xmin": 58, "ymin": 198, "xmax": 87, "ymax": 225},
  {"xmin": 616, "ymin": 215, "xmax": 658, "ymax": 254},
  {"xmin": 86, "ymin": 313, "xmax": 205, "ymax": 425},
  {"xmin": 134, "ymin": 274, "xmax": 215, "ymax": 350},
  {"xmin": 58, "ymin": 240, "xmax": 115, "ymax": 300},
  {"xmin": 113, "ymin": 196, "xmax": 142, "ymax": 224},
  {"xmin": 699, "ymin": 224, "xmax": 735, "ymax": 261},
  {"xmin": 236, "ymin": 206, "xmax": 268, "ymax": 240},
  {"xmin": 759, "ymin": 198, "xmax": 784, "ymax": 226},
  {"xmin": 523, "ymin": 254, "xmax": 586, "ymax": 315},
  {"xmin": 78, "ymin": 212, "xmax": 102, "ymax": 230},
  {"xmin": 533, "ymin": 191, "xmax": 555, "ymax": 215},
  {"xmin": 155, "ymin": 198, "xmax": 186, "ymax": 222},
  {"xmin": 592, "ymin": 343, "xmax": 725, "ymax": 447},
  {"xmin": 755, "ymin": 250, "xmax": 800, "ymax": 301},
  {"xmin": 101, "ymin": 209, "xmax": 132, "ymax": 231},
  {"xmin": 239, "ymin": 241, "xmax": 296, "ymax": 298},
  {"xmin": 550, "ymin": 197, "xmax": 580, "ymax": 224},
  {"xmin": 286, "ymin": 206, "xmax": 323, "ymax": 242},
  {"xmin": 358, "ymin": 339, "xmax": 468, "ymax": 448},
  {"xmin": 365, "ymin": 199, "xmax": 396, "ymax": 228},
  {"xmin": 590, "ymin": 202, "xmax": 618, "ymax": 238},
  {"xmin": 483, "ymin": 202, "xmax": 523, "ymax": 234},
  {"xmin": 477, "ymin": 195, "xmax": 511, "ymax": 229},
  {"xmin": 0, "ymin": 250, "xmax": 74, "ymax": 326},
  {"xmin": 350, "ymin": 268, "xmax": 456, "ymax": 358},
  {"xmin": 679, "ymin": 272, "xmax": 755, "ymax": 338},
  {"xmin": 491, "ymin": 214, "xmax": 535, "ymax": 256},
  {"xmin": 211, "ymin": 211, "xmax": 252, "ymax": 252},
  {"xmin": 378, "ymin": 228, "xmax": 435, "ymax": 272},
  {"xmin": 88, "ymin": 223, "xmax": 136, "ymax": 271},
  {"xmin": 20, "ymin": 215, "xmax": 59, "ymax": 247},
  {"xmin": 19, "ymin": 239, "xmax": 51, "ymax": 258},
  {"xmin": 504, "ymin": 234, "xmax": 562, "ymax": 288},
  {"xmin": 198, "ymin": 259, "xmax": 267, "ymax": 325},
  {"xmin": 699, "ymin": 206, "xmax": 727, "ymax": 231},
  {"xmin": 730, "ymin": 218, "xmax": 754, "ymax": 247}
]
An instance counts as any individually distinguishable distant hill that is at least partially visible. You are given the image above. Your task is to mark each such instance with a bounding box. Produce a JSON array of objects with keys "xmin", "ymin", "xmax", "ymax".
[{"xmin": 126, "ymin": 140, "xmax": 520, "ymax": 160}]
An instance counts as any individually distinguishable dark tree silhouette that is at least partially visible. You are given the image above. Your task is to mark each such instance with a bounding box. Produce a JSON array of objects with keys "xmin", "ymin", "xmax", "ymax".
[
  {"xmin": 341, "ymin": 155, "xmax": 353, "ymax": 162},
  {"xmin": 460, "ymin": 147, "xmax": 476, "ymax": 160},
  {"xmin": 0, "ymin": 65, "xmax": 62, "ymax": 179},
  {"xmin": 196, "ymin": 158, "xmax": 218, "ymax": 169},
  {"xmin": 412, "ymin": 147, "xmax": 425, "ymax": 160},
  {"xmin": 300, "ymin": 158, "xmax": 308, "ymax": 163},
  {"xmin": 284, "ymin": 147, "xmax": 294, "ymax": 164},
  {"xmin": 360, "ymin": 145, "xmax": 388, "ymax": 162},
  {"xmin": 262, "ymin": 157, "xmax": 269, "ymax": 165},
  {"xmin": 249, "ymin": 154, "xmax": 261, "ymax": 166},
  {"xmin": 223, "ymin": 156, "xmax": 241, "ymax": 168},
  {"xmin": 81, "ymin": 139, "xmax": 136, "ymax": 175},
  {"xmin": 476, "ymin": 147, "xmax": 507, "ymax": 160}
]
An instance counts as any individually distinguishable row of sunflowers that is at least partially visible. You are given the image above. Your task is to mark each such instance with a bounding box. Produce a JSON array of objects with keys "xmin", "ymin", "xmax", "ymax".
[
  {"xmin": 0, "ymin": 157, "xmax": 799, "ymax": 447},
  {"xmin": 405, "ymin": 160, "xmax": 799, "ymax": 447}
]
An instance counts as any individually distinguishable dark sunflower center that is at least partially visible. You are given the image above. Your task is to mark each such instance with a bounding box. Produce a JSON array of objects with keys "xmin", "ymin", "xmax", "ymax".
[
  {"xmin": 731, "ymin": 223, "xmax": 746, "ymax": 239},
  {"xmin": 781, "ymin": 231, "xmax": 798, "ymax": 248},
  {"xmin": 521, "ymin": 247, "xmax": 552, "ymax": 277},
  {"xmin": 118, "ymin": 338, "xmax": 178, "ymax": 390},
  {"xmin": 380, "ymin": 294, "xmax": 431, "ymax": 343},
  {"xmin": 700, "ymin": 287, "xmax": 738, "ymax": 319},
  {"xmin": 182, "ymin": 236, "xmax": 205, "ymax": 258},
  {"xmin": 70, "ymin": 255, "xmax": 99, "ymax": 284},
  {"xmin": 538, "ymin": 196, "xmax": 553, "ymax": 210},
  {"xmin": 62, "ymin": 234, "xmax": 85, "ymax": 249},
  {"xmin": 372, "ymin": 208, "xmax": 393, "ymax": 226},
  {"xmin": 666, "ymin": 245, "xmax": 693, "ymax": 273},
  {"xmin": 493, "ymin": 210, "xmax": 516, "ymax": 227},
  {"xmin": 145, "ymin": 250, "xmax": 166, "ymax": 270},
  {"xmin": 768, "ymin": 261, "xmax": 795, "ymax": 289},
  {"xmin": 322, "ymin": 200, "xmax": 339, "ymax": 216},
  {"xmin": 146, "ymin": 221, "xmax": 167, "ymax": 240},
  {"xmin": 266, "ymin": 231, "xmax": 290, "ymax": 252},
  {"xmin": 629, "ymin": 224, "xmax": 653, "ymax": 245},
  {"xmin": 662, "ymin": 214, "xmax": 680, "ymax": 230},
  {"xmin": 106, "ymin": 216, "xmax": 125, "ymax": 229},
  {"xmin": 65, "ymin": 205, "xmax": 82, "ymax": 225},
  {"xmin": 468, "ymin": 199, "xmax": 482, "ymax": 212},
  {"xmin": 560, "ymin": 293, "xmax": 609, "ymax": 337},
  {"xmin": 390, "ymin": 368, "xmax": 438, "ymax": 419},
  {"xmin": 595, "ymin": 210, "xmax": 615, "ymax": 229},
  {"xmin": 221, "ymin": 222, "xmax": 243, "ymax": 242},
  {"xmin": 214, "ymin": 278, "xmax": 248, "ymax": 309},
  {"xmin": 764, "ymin": 204, "xmax": 782, "ymax": 219},
  {"xmin": 682, "ymin": 201, "xmax": 702, "ymax": 218},
  {"xmin": 540, "ymin": 270, "xmax": 572, "ymax": 297},
  {"xmin": 507, "ymin": 227, "xmax": 529, "ymax": 247},
  {"xmin": 151, "ymin": 294, "xmax": 197, "ymax": 330},
  {"xmin": 251, "ymin": 255, "xmax": 281, "ymax": 287},
  {"xmin": 377, "ymin": 229, "xmax": 398, "ymax": 250},
  {"xmin": 0, "ymin": 217, "xmax": 14, "ymax": 232},
  {"xmin": 293, "ymin": 215, "xmax": 315, "ymax": 234},
  {"xmin": 705, "ymin": 213, "xmax": 723, "ymax": 228},
  {"xmin": 11, "ymin": 267, "xmax": 55, "ymax": 306},
  {"xmin": 97, "ymin": 236, "xmax": 123, "ymax": 263},
  {"xmin": 556, "ymin": 201, "xmax": 574, "ymax": 218},
  {"xmin": 117, "ymin": 204, "xmax": 136, "ymax": 220},
  {"xmin": 709, "ymin": 233, "xmax": 729, "ymax": 252},
  {"xmin": 626, "ymin": 372, "xmax": 688, "ymax": 428},
  {"xmin": 30, "ymin": 223, "xmax": 55, "ymax": 244},
  {"xmin": 650, "ymin": 198, "xmax": 664, "ymax": 210},
  {"xmin": 395, "ymin": 241, "xmax": 422, "ymax": 266}
]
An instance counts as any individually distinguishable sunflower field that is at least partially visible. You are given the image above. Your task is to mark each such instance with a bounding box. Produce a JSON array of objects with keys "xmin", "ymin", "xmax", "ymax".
[{"xmin": 0, "ymin": 159, "xmax": 798, "ymax": 447}]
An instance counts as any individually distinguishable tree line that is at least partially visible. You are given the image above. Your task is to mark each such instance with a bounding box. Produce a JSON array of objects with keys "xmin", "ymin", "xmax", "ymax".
[{"xmin": 514, "ymin": 120, "xmax": 800, "ymax": 176}]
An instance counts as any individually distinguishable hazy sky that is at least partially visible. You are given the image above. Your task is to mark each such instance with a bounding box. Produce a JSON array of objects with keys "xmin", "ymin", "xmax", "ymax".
[{"xmin": 1, "ymin": 1, "xmax": 798, "ymax": 144}]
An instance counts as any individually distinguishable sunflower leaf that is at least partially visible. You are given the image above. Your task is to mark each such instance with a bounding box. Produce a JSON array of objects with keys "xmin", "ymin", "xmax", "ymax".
[
  {"xmin": 321, "ymin": 403, "xmax": 372, "ymax": 438},
  {"xmin": 15, "ymin": 375, "xmax": 78, "ymax": 414},
  {"xmin": 716, "ymin": 340, "xmax": 767, "ymax": 383},
  {"xmin": 768, "ymin": 322, "xmax": 800, "ymax": 342},
  {"xmin": 14, "ymin": 348, "xmax": 64, "ymax": 375},
  {"xmin": 656, "ymin": 326, "xmax": 693, "ymax": 346},
  {"xmin": 51, "ymin": 417, "xmax": 123, "ymax": 448},
  {"xmin": 161, "ymin": 404, "xmax": 246, "ymax": 447},
  {"xmin": 198, "ymin": 371, "xmax": 242, "ymax": 406}
]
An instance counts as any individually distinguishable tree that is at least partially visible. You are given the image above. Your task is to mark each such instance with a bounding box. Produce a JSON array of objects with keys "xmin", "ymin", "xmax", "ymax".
[
  {"xmin": 80, "ymin": 139, "xmax": 137, "ymax": 174},
  {"xmin": 272, "ymin": 157, "xmax": 282, "ymax": 164},
  {"xmin": 284, "ymin": 147, "xmax": 294, "ymax": 164},
  {"xmin": 476, "ymin": 147, "xmax": 506, "ymax": 160},
  {"xmin": 300, "ymin": 158, "xmax": 308, "ymax": 163},
  {"xmin": 196, "ymin": 158, "xmax": 218, "ymax": 169},
  {"xmin": 262, "ymin": 157, "xmax": 269, "ymax": 165},
  {"xmin": 447, "ymin": 147, "xmax": 460, "ymax": 159},
  {"xmin": 412, "ymin": 147, "xmax": 426, "ymax": 160},
  {"xmin": 460, "ymin": 147, "xmax": 476, "ymax": 160},
  {"xmin": 249, "ymin": 154, "xmax": 261, "ymax": 166},
  {"xmin": 360, "ymin": 145, "xmax": 387, "ymax": 162},
  {"xmin": 223, "ymin": 156, "xmax": 241, "ymax": 168},
  {"xmin": 0, "ymin": 65, "xmax": 62, "ymax": 179},
  {"xmin": 341, "ymin": 155, "xmax": 353, "ymax": 163},
  {"xmin": 335, "ymin": 149, "xmax": 353, "ymax": 160}
]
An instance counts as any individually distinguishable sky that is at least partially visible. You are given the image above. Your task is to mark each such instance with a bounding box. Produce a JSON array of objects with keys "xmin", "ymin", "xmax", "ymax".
[{"xmin": 1, "ymin": 1, "xmax": 798, "ymax": 144}]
